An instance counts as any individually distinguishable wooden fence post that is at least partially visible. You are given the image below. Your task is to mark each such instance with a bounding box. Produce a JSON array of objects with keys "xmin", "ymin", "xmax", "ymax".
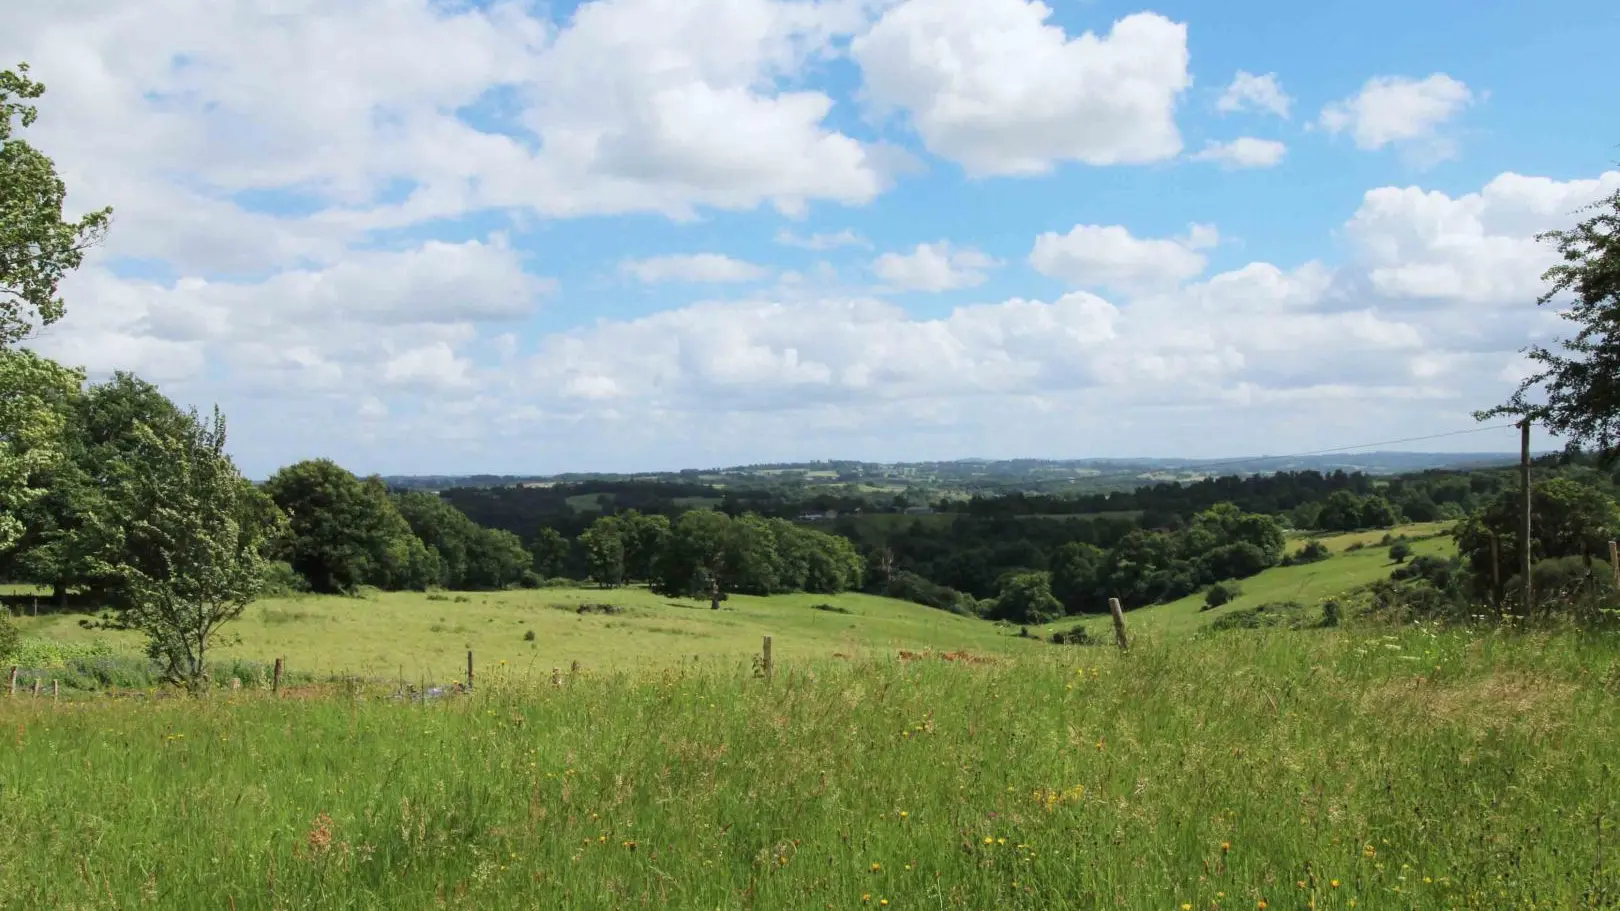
[
  {"xmin": 1108, "ymin": 598, "xmax": 1129, "ymax": 652},
  {"xmin": 272, "ymin": 657, "xmax": 283, "ymax": 695},
  {"xmin": 466, "ymin": 651, "xmax": 474, "ymax": 691},
  {"xmin": 32, "ymin": 679, "xmax": 40, "ymax": 698},
  {"xmin": 762, "ymin": 636, "xmax": 774, "ymax": 683},
  {"xmin": 52, "ymin": 680, "xmax": 58, "ymax": 701},
  {"xmin": 7, "ymin": 666, "xmax": 15, "ymax": 698}
]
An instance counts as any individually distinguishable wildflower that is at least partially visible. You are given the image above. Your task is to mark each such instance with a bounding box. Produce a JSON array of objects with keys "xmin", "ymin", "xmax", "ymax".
[
  {"xmin": 899, "ymin": 811, "xmax": 908, "ymax": 819},
  {"xmin": 1183, "ymin": 905, "xmax": 1194, "ymax": 910},
  {"xmin": 1257, "ymin": 902, "xmax": 1268, "ymax": 909},
  {"xmin": 862, "ymin": 894, "xmax": 870, "ymax": 903},
  {"xmin": 871, "ymin": 863, "xmax": 881, "ymax": 872},
  {"xmin": 1362, "ymin": 844, "xmax": 1376, "ymax": 859},
  {"xmin": 1221, "ymin": 842, "xmax": 1231, "ymax": 853},
  {"xmin": 1330, "ymin": 880, "xmax": 1340, "ymax": 889},
  {"xmin": 983, "ymin": 837, "xmax": 993, "ymax": 845}
]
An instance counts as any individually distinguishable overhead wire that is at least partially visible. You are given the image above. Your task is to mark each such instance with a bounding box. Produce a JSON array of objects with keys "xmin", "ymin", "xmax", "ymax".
[{"xmin": 1175, "ymin": 423, "xmax": 1524, "ymax": 473}]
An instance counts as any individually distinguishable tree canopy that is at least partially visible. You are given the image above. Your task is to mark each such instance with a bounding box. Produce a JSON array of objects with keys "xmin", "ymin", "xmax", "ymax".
[
  {"xmin": 1484, "ymin": 188, "xmax": 1620, "ymax": 450},
  {"xmin": 1, "ymin": 63, "xmax": 111, "ymax": 346}
]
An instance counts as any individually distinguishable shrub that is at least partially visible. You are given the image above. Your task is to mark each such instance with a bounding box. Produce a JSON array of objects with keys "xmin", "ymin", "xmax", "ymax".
[
  {"xmin": 885, "ymin": 571, "xmax": 977, "ymax": 615},
  {"xmin": 523, "ymin": 629, "xmax": 536, "ymax": 641},
  {"xmin": 810, "ymin": 602, "xmax": 852, "ymax": 615},
  {"xmin": 260, "ymin": 560, "xmax": 311, "ymax": 597},
  {"xmin": 1048, "ymin": 624, "xmax": 1097, "ymax": 646},
  {"xmin": 0, "ymin": 611, "xmax": 17, "ymax": 662},
  {"xmin": 1292, "ymin": 540, "xmax": 1331, "ymax": 565},
  {"xmin": 1389, "ymin": 541, "xmax": 1412, "ymax": 564},
  {"xmin": 1204, "ymin": 600, "xmax": 1306, "ymax": 633},
  {"xmin": 1345, "ymin": 542, "xmax": 1366, "ymax": 552},
  {"xmin": 1203, "ymin": 581, "xmax": 1242, "ymax": 611},
  {"xmin": 518, "ymin": 570, "xmax": 543, "ymax": 589}
]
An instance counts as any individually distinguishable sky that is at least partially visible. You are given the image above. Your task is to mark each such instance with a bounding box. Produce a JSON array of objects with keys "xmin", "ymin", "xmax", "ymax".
[{"xmin": 4, "ymin": 0, "xmax": 1618, "ymax": 479}]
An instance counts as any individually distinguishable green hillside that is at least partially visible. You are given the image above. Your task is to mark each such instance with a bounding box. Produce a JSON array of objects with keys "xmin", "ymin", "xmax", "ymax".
[
  {"xmin": 11, "ymin": 587, "xmax": 1039, "ymax": 683},
  {"xmin": 1129, "ymin": 522, "xmax": 1458, "ymax": 634}
]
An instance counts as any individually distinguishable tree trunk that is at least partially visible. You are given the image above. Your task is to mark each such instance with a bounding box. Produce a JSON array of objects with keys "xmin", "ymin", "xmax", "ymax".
[{"xmin": 52, "ymin": 582, "xmax": 68, "ymax": 610}]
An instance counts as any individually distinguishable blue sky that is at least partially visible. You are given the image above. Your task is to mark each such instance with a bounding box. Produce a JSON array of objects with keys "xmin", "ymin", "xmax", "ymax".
[{"xmin": 5, "ymin": 0, "xmax": 1618, "ymax": 477}]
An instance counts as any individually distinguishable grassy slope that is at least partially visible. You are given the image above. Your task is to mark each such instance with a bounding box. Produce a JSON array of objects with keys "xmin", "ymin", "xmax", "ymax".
[
  {"xmin": 1126, "ymin": 522, "xmax": 1459, "ymax": 634},
  {"xmin": 12, "ymin": 587, "xmax": 1039, "ymax": 682},
  {"xmin": 2, "ymin": 626, "xmax": 1615, "ymax": 908}
]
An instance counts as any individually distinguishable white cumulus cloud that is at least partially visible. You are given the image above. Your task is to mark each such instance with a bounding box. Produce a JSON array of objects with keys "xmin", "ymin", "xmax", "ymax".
[
  {"xmin": 620, "ymin": 254, "xmax": 771, "ymax": 284},
  {"xmin": 1191, "ymin": 137, "xmax": 1288, "ymax": 169},
  {"xmin": 872, "ymin": 242, "xmax": 999, "ymax": 291},
  {"xmin": 1216, "ymin": 71, "xmax": 1291, "ymax": 118},
  {"xmin": 851, "ymin": 3, "xmax": 1191, "ymax": 175},
  {"xmin": 1030, "ymin": 223, "xmax": 1219, "ymax": 293},
  {"xmin": 1319, "ymin": 73, "xmax": 1475, "ymax": 160}
]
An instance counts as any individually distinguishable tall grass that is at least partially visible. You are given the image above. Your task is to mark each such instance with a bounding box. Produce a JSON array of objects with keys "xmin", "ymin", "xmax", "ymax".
[{"xmin": 2, "ymin": 626, "xmax": 1617, "ymax": 909}]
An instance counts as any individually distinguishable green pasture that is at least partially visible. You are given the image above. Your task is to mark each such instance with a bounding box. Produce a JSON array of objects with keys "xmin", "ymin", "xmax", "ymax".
[
  {"xmin": 2, "ymin": 625, "xmax": 1614, "ymax": 908},
  {"xmin": 10, "ymin": 587, "xmax": 1037, "ymax": 684}
]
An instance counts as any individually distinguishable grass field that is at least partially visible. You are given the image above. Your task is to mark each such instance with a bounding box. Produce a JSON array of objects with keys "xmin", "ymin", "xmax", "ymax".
[
  {"xmin": 10, "ymin": 588, "xmax": 1039, "ymax": 684},
  {"xmin": 1128, "ymin": 524, "xmax": 1459, "ymax": 634},
  {"xmin": 2, "ymin": 624, "xmax": 1615, "ymax": 908}
]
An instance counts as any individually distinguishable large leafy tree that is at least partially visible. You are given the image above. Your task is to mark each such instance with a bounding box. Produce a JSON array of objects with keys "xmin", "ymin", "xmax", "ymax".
[
  {"xmin": 1454, "ymin": 477, "xmax": 1620, "ymax": 592},
  {"xmin": 3, "ymin": 372, "xmax": 189, "ymax": 603},
  {"xmin": 1483, "ymin": 188, "xmax": 1620, "ymax": 447},
  {"xmin": 0, "ymin": 348, "xmax": 80, "ymax": 553},
  {"xmin": 465, "ymin": 528, "xmax": 531, "ymax": 590},
  {"xmin": 1, "ymin": 63, "xmax": 111, "ymax": 346},
  {"xmin": 579, "ymin": 515, "xmax": 626, "ymax": 588},
  {"xmin": 108, "ymin": 408, "xmax": 284, "ymax": 690},
  {"xmin": 264, "ymin": 459, "xmax": 434, "ymax": 593},
  {"xmin": 530, "ymin": 526, "xmax": 570, "ymax": 579}
]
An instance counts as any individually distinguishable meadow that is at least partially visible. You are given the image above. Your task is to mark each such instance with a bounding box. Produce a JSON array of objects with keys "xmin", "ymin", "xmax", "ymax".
[
  {"xmin": 2, "ymin": 624, "xmax": 1616, "ymax": 909},
  {"xmin": 1131, "ymin": 523, "xmax": 1458, "ymax": 634},
  {"xmin": 9, "ymin": 587, "xmax": 1040, "ymax": 684}
]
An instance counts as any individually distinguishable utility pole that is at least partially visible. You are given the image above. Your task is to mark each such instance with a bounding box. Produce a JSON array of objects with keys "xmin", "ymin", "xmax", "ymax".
[{"xmin": 1520, "ymin": 418, "xmax": 1533, "ymax": 615}]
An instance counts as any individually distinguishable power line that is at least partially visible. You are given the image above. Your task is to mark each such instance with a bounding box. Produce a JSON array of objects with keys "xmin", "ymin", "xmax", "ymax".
[{"xmin": 1178, "ymin": 423, "xmax": 1524, "ymax": 473}]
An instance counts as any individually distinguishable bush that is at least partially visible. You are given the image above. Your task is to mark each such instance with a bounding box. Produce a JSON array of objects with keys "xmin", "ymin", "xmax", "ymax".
[
  {"xmin": 1389, "ymin": 541, "xmax": 1412, "ymax": 564},
  {"xmin": 1203, "ymin": 581, "xmax": 1242, "ymax": 611},
  {"xmin": 518, "ymin": 570, "xmax": 543, "ymax": 589},
  {"xmin": 1204, "ymin": 600, "xmax": 1307, "ymax": 633},
  {"xmin": 1292, "ymin": 540, "xmax": 1331, "ymax": 565},
  {"xmin": 0, "ymin": 611, "xmax": 17, "ymax": 663},
  {"xmin": 885, "ymin": 571, "xmax": 977, "ymax": 616},
  {"xmin": 523, "ymin": 629, "xmax": 537, "ymax": 641},
  {"xmin": 1048, "ymin": 624, "xmax": 1097, "ymax": 646},
  {"xmin": 260, "ymin": 560, "xmax": 311, "ymax": 597}
]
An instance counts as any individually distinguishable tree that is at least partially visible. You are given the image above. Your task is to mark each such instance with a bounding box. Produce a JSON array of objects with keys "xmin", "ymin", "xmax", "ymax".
[
  {"xmin": 0, "ymin": 349, "xmax": 80, "ymax": 553},
  {"xmin": 992, "ymin": 571, "xmax": 1063, "ymax": 625},
  {"xmin": 394, "ymin": 491, "xmax": 479, "ymax": 587},
  {"xmin": 3, "ymin": 371, "xmax": 189, "ymax": 603},
  {"xmin": 531, "ymin": 526, "xmax": 570, "ymax": 579},
  {"xmin": 580, "ymin": 516, "xmax": 626, "ymax": 587},
  {"xmin": 1389, "ymin": 541, "xmax": 1412, "ymax": 564},
  {"xmin": 1, "ymin": 63, "xmax": 112, "ymax": 346},
  {"xmin": 465, "ymin": 528, "xmax": 530, "ymax": 590},
  {"xmin": 1482, "ymin": 188, "xmax": 1620, "ymax": 450},
  {"xmin": 1454, "ymin": 477, "xmax": 1620, "ymax": 590},
  {"xmin": 1049, "ymin": 541, "xmax": 1104, "ymax": 613},
  {"xmin": 264, "ymin": 459, "xmax": 429, "ymax": 593},
  {"xmin": 107, "ymin": 408, "xmax": 282, "ymax": 690},
  {"xmin": 620, "ymin": 511, "xmax": 671, "ymax": 582}
]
